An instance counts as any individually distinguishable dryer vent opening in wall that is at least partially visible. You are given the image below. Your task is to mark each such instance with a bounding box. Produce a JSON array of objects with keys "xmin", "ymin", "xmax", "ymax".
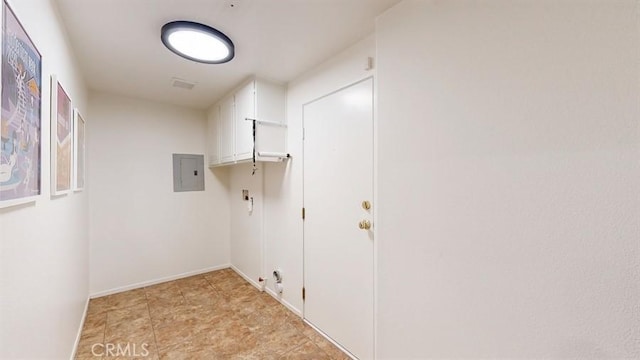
[{"xmin": 173, "ymin": 154, "xmax": 205, "ymax": 192}]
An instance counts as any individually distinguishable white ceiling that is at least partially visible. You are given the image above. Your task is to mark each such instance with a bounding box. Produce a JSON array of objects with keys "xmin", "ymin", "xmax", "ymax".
[{"xmin": 54, "ymin": 0, "xmax": 400, "ymax": 109}]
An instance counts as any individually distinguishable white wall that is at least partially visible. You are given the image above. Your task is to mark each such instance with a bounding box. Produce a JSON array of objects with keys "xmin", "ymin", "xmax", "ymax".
[
  {"xmin": 376, "ymin": 0, "xmax": 639, "ymax": 358},
  {"xmin": 262, "ymin": 35, "xmax": 376, "ymax": 313},
  {"xmin": 229, "ymin": 163, "xmax": 264, "ymax": 287},
  {"xmin": 88, "ymin": 92, "xmax": 230, "ymax": 295},
  {"xmin": 0, "ymin": 0, "xmax": 89, "ymax": 358}
]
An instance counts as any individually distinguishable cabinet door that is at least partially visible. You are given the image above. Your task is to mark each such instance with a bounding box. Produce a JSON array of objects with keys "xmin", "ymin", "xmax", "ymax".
[
  {"xmin": 255, "ymin": 79, "xmax": 285, "ymax": 124},
  {"xmin": 219, "ymin": 96, "xmax": 235, "ymax": 163},
  {"xmin": 254, "ymin": 79, "xmax": 287, "ymax": 157},
  {"xmin": 207, "ymin": 105, "xmax": 220, "ymax": 165},
  {"xmin": 234, "ymin": 81, "xmax": 256, "ymax": 161}
]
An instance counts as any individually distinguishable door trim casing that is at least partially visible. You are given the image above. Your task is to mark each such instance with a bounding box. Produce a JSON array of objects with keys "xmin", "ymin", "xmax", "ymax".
[{"xmin": 301, "ymin": 76, "xmax": 376, "ymax": 359}]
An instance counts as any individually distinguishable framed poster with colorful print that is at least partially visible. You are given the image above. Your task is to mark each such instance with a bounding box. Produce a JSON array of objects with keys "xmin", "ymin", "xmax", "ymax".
[
  {"xmin": 0, "ymin": 0, "xmax": 43, "ymax": 208},
  {"xmin": 50, "ymin": 75, "xmax": 72, "ymax": 196}
]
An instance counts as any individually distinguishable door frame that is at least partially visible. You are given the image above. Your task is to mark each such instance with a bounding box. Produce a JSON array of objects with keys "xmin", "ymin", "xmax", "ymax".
[{"xmin": 301, "ymin": 76, "xmax": 377, "ymax": 359}]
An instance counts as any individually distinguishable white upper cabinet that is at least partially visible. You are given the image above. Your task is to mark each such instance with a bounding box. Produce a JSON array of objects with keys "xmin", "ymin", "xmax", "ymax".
[
  {"xmin": 208, "ymin": 77, "xmax": 287, "ymax": 167},
  {"xmin": 206, "ymin": 105, "xmax": 220, "ymax": 166},
  {"xmin": 219, "ymin": 95, "xmax": 235, "ymax": 164},
  {"xmin": 234, "ymin": 81, "xmax": 256, "ymax": 161}
]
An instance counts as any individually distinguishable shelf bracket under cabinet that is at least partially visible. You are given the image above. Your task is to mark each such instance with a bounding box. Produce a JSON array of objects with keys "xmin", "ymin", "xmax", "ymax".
[
  {"xmin": 245, "ymin": 117, "xmax": 287, "ymax": 128},
  {"xmin": 246, "ymin": 117, "xmax": 291, "ymax": 163}
]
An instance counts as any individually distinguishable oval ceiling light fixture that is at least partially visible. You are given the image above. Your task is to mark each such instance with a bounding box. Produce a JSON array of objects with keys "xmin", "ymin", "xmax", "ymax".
[{"xmin": 161, "ymin": 21, "xmax": 234, "ymax": 64}]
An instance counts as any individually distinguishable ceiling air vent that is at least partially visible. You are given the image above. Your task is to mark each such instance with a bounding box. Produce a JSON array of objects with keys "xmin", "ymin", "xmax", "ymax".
[{"xmin": 171, "ymin": 78, "xmax": 196, "ymax": 90}]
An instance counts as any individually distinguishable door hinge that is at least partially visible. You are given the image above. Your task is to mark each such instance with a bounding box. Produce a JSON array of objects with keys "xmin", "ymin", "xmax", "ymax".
[
  {"xmin": 302, "ymin": 287, "xmax": 306, "ymax": 301},
  {"xmin": 302, "ymin": 127, "xmax": 305, "ymax": 140},
  {"xmin": 302, "ymin": 207, "xmax": 305, "ymax": 220}
]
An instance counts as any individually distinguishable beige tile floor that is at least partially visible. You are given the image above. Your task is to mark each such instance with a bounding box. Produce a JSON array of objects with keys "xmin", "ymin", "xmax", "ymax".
[{"xmin": 75, "ymin": 268, "xmax": 350, "ymax": 359}]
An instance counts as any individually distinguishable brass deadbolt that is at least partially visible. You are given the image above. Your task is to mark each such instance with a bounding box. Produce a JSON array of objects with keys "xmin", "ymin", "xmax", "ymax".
[{"xmin": 362, "ymin": 200, "xmax": 371, "ymax": 210}]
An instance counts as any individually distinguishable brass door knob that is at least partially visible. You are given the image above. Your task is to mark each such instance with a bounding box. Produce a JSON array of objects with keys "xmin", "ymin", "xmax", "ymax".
[{"xmin": 358, "ymin": 220, "xmax": 371, "ymax": 230}]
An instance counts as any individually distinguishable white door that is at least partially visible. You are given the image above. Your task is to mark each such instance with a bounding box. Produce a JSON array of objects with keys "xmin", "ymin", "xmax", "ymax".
[{"xmin": 303, "ymin": 78, "xmax": 374, "ymax": 360}]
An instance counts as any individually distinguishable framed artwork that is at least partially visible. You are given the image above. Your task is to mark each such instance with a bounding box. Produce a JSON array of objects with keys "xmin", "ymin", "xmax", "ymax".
[
  {"xmin": 73, "ymin": 108, "xmax": 85, "ymax": 191},
  {"xmin": 50, "ymin": 75, "xmax": 72, "ymax": 196},
  {"xmin": 0, "ymin": 0, "xmax": 43, "ymax": 208}
]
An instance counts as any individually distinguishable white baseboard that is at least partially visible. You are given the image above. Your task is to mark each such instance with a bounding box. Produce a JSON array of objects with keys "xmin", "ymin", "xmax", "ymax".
[
  {"xmin": 304, "ymin": 319, "xmax": 356, "ymax": 360},
  {"xmin": 230, "ymin": 265, "xmax": 263, "ymax": 291},
  {"xmin": 89, "ymin": 264, "xmax": 231, "ymax": 298},
  {"xmin": 70, "ymin": 296, "xmax": 90, "ymax": 360},
  {"xmin": 229, "ymin": 266, "xmax": 302, "ymax": 317},
  {"xmin": 264, "ymin": 287, "xmax": 302, "ymax": 317}
]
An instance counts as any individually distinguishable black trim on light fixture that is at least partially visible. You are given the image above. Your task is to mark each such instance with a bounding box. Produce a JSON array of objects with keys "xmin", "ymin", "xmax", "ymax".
[{"xmin": 161, "ymin": 21, "xmax": 235, "ymax": 64}]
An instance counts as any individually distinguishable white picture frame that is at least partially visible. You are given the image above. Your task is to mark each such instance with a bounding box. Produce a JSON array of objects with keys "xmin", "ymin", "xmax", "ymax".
[
  {"xmin": 0, "ymin": 0, "xmax": 43, "ymax": 208},
  {"xmin": 73, "ymin": 108, "xmax": 85, "ymax": 191},
  {"xmin": 50, "ymin": 74, "xmax": 73, "ymax": 196}
]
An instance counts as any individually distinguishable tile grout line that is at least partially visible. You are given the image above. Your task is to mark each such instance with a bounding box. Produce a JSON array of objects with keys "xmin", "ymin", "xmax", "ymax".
[
  {"xmin": 79, "ymin": 270, "xmax": 344, "ymax": 359},
  {"xmin": 296, "ymin": 323, "xmax": 335, "ymax": 360},
  {"xmin": 101, "ymin": 302, "xmax": 107, "ymax": 359},
  {"xmin": 144, "ymin": 288, "xmax": 161, "ymax": 360}
]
